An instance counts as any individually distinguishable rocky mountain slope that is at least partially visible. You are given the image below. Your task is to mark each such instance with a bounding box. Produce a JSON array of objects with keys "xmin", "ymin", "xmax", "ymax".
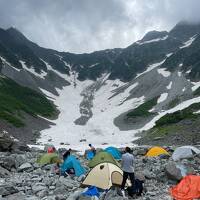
[{"xmin": 1, "ymin": 21, "xmax": 200, "ymax": 146}]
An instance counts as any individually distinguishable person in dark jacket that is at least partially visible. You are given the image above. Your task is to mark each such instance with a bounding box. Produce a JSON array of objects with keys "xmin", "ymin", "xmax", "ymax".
[{"xmin": 63, "ymin": 148, "xmax": 71, "ymax": 161}]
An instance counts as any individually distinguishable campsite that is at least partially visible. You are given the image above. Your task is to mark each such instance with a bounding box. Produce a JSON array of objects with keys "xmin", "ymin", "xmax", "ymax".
[{"xmin": 0, "ymin": 133, "xmax": 200, "ymax": 200}]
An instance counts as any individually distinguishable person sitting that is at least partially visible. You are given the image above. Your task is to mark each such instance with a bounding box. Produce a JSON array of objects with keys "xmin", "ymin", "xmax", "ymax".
[
  {"xmin": 63, "ymin": 148, "xmax": 71, "ymax": 161},
  {"xmin": 89, "ymin": 144, "xmax": 96, "ymax": 155}
]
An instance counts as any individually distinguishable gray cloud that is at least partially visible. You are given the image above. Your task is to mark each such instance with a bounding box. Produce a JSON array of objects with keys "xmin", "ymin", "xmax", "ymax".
[{"xmin": 0, "ymin": 0, "xmax": 200, "ymax": 53}]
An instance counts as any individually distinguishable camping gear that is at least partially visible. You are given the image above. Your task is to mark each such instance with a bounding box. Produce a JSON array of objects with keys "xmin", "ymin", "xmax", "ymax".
[
  {"xmin": 88, "ymin": 151, "xmax": 119, "ymax": 168},
  {"xmin": 104, "ymin": 146, "xmax": 122, "ymax": 160},
  {"xmin": 86, "ymin": 151, "xmax": 95, "ymax": 160},
  {"xmin": 170, "ymin": 175, "xmax": 200, "ymax": 200},
  {"xmin": 127, "ymin": 179, "xmax": 144, "ymax": 197},
  {"xmin": 145, "ymin": 146, "xmax": 169, "ymax": 157},
  {"xmin": 61, "ymin": 155, "xmax": 86, "ymax": 177},
  {"xmin": 172, "ymin": 146, "xmax": 200, "ymax": 161},
  {"xmin": 82, "ymin": 186, "xmax": 100, "ymax": 197},
  {"xmin": 37, "ymin": 153, "xmax": 61, "ymax": 165},
  {"xmin": 83, "ymin": 162, "xmax": 129, "ymax": 190}
]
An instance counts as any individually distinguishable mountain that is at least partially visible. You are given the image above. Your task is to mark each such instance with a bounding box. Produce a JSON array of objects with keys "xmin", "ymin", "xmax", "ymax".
[{"xmin": 1, "ymin": 21, "xmax": 200, "ymax": 146}]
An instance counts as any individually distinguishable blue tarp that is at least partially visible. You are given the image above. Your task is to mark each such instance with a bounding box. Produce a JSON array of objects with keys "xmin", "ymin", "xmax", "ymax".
[
  {"xmin": 104, "ymin": 146, "xmax": 121, "ymax": 159},
  {"xmin": 86, "ymin": 151, "xmax": 95, "ymax": 160},
  {"xmin": 82, "ymin": 186, "xmax": 100, "ymax": 197},
  {"xmin": 61, "ymin": 155, "xmax": 86, "ymax": 177}
]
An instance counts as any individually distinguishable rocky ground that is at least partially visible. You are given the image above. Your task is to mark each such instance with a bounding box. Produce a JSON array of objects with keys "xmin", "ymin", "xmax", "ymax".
[{"xmin": 0, "ymin": 132, "xmax": 200, "ymax": 200}]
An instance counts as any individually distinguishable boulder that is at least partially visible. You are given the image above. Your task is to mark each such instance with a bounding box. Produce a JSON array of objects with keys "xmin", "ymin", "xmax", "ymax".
[
  {"xmin": 0, "ymin": 165, "xmax": 10, "ymax": 177},
  {"xmin": 0, "ymin": 156, "xmax": 16, "ymax": 170},
  {"xmin": 0, "ymin": 132, "xmax": 14, "ymax": 152},
  {"xmin": 165, "ymin": 162, "xmax": 182, "ymax": 181},
  {"xmin": 18, "ymin": 162, "xmax": 33, "ymax": 172},
  {"xmin": 0, "ymin": 185, "xmax": 18, "ymax": 197}
]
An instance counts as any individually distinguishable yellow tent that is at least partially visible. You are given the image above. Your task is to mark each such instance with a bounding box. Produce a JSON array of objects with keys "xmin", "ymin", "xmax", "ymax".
[
  {"xmin": 145, "ymin": 146, "xmax": 169, "ymax": 157},
  {"xmin": 82, "ymin": 162, "xmax": 130, "ymax": 190}
]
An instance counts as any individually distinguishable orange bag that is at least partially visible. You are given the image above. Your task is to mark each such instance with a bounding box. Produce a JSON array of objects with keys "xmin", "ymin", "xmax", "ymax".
[{"xmin": 170, "ymin": 175, "xmax": 200, "ymax": 200}]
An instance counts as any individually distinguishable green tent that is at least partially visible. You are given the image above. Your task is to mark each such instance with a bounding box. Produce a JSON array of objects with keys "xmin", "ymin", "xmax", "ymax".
[
  {"xmin": 88, "ymin": 151, "xmax": 120, "ymax": 168},
  {"xmin": 37, "ymin": 153, "xmax": 61, "ymax": 165}
]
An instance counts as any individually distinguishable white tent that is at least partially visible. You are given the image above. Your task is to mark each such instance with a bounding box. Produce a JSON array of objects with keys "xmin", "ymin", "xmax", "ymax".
[
  {"xmin": 172, "ymin": 146, "xmax": 200, "ymax": 161},
  {"xmin": 82, "ymin": 162, "xmax": 129, "ymax": 190}
]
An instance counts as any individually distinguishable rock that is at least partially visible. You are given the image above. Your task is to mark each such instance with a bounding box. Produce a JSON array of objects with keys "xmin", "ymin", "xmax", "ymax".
[
  {"xmin": 165, "ymin": 162, "xmax": 182, "ymax": 181},
  {"xmin": 0, "ymin": 132, "xmax": 14, "ymax": 152},
  {"xmin": 36, "ymin": 189, "xmax": 48, "ymax": 198},
  {"xmin": 18, "ymin": 162, "xmax": 33, "ymax": 172},
  {"xmin": 77, "ymin": 174, "xmax": 86, "ymax": 182},
  {"xmin": 32, "ymin": 183, "xmax": 47, "ymax": 194},
  {"xmin": 0, "ymin": 185, "xmax": 18, "ymax": 197},
  {"xmin": 78, "ymin": 195, "xmax": 99, "ymax": 200},
  {"xmin": 0, "ymin": 166, "xmax": 10, "ymax": 177},
  {"xmin": 0, "ymin": 156, "xmax": 16, "ymax": 170}
]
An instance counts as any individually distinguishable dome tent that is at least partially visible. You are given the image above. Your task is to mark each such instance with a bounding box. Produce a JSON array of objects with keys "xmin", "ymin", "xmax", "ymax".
[
  {"xmin": 37, "ymin": 153, "xmax": 61, "ymax": 165},
  {"xmin": 88, "ymin": 151, "xmax": 119, "ymax": 168},
  {"xmin": 104, "ymin": 146, "xmax": 121, "ymax": 160},
  {"xmin": 82, "ymin": 162, "xmax": 129, "ymax": 190},
  {"xmin": 61, "ymin": 155, "xmax": 86, "ymax": 177},
  {"xmin": 172, "ymin": 146, "xmax": 200, "ymax": 161},
  {"xmin": 145, "ymin": 146, "xmax": 169, "ymax": 157}
]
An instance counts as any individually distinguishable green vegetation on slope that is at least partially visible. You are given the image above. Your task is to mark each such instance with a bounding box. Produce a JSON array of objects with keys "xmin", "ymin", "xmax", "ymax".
[
  {"xmin": 155, "ymin": 102, "xmax": 200, "ymax": 127},
  {"xmin": 0, "ymin": 77, "xmax": 57, "ymax": 127},
  {"xmin": 126, "ymin": 97, "xmax": 158, "ymax": 118}
]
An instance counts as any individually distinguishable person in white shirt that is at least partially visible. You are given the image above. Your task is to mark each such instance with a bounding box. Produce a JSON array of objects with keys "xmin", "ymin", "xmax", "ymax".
[{"xmin": 121, "ymin": 147, "xmax": 135, "ymax": 191}]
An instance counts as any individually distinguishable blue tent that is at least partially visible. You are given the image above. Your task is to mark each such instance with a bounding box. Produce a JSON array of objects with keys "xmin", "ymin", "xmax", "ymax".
[
  {"xmin": 61, "ymin": 155, "xmax": 86, "ymax": 177},
  {"xmin": 104, "ymin": 147, "xmax": 121, "ymax": 160},
  {"xmin": 86, "ymin": 151, "xmax": 95, "ymax": 160}
]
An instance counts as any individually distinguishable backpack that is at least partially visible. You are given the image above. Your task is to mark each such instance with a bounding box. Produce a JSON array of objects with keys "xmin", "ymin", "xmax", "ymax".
[{"xmin": 127, "ymin": 179, "xmax": 144, "ymax": 197}]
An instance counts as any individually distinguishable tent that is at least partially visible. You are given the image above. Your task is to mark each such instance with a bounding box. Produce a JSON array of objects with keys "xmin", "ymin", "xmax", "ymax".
[
  {"xmin": 170, "ymin": 175, "xmax": 200, "ymax": 200},
  {"xmin": 83, "ymin": 162, "xmax": 129, "ymax": 190},
  {"xmin": 104, "ymin": 147, "xmax": 121, "ymax": 160},
  {"xmin": 61, "ymin": 155, "xmax": 86, "ymax": 177},
  {"xmin": 37, "ymin": 153, "xmax": 61, "ymax": 165},
  {"xmin": 145, "ymin": 146, "xmax": 169, "ymax": 157},
  {"xmin": 172, "ymin": 146, "xmax": 200, "ymax": 161},
  {"xmin": 86, "ymin": 151, "xmax": 95, "ymax": 160},
  {"xmin": 88, "ymin": 151, "xmax": 119, "ymax": 168}
]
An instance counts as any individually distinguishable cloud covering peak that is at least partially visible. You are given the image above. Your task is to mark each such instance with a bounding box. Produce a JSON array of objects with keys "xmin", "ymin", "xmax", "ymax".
[{"xmin": 0, "ymin": 0, "xmax": 200, "ymax": 53}]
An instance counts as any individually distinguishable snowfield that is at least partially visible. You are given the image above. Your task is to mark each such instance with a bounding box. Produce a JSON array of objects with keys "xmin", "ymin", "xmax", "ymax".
[{"xmin": 38, "ymin": 72, "xmax": 145, "ymax": 149}]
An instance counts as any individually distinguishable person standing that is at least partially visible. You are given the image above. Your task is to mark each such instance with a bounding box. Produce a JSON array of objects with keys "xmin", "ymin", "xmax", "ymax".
[{"xmin": 121, "ymin": 147, "xmax": 135, "ymax": 195}]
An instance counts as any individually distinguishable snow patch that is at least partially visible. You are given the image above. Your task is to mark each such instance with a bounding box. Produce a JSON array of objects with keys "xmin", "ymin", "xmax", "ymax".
[
  {"xmin": 178, "ymin": 71, "xmax": 182, "ymax": 77},
  {"xmin": 191, "ymin": 81, "xmax": 200, "ymax": 91},
  {"xmin": 157, "ymin": 93, "xmax": 168, "ymax": 104},
  {"xmin": 186, "ymin": 69, "xmax": 192, "ymax": 74},
  {"xmin": 0, "ymin": 56, "xmax": 21, "ymax": 72},
  {"xmin": 140, "ymin": 96, "xmax": 200, "ymax": 131},
  {"xmin": 166, "ymin": 53, "xmax": 173, "ymax": 57},
  {"xmin": 180, "ymin": 35, "xmax": 196, "ymax": 49},
  {"xmin": 166, "ymin": 82, "xmax": 172, "ymax": 90},
  {"xmin": 135, "ymin": 59, "xmax": 166, "ymax": 79},
  {"xmin": 157, "ymin": 68, "xmax": 171, "ymax": 77},
  {"xmin": 182, "ymin": 87, "xmax": 186, "ymax": 92},
  {"xmin": 20, "ymin": 61, "xmax": 47, "ymax": 79},
  {"xmin": 137, "ymin": 35, "xmax": 168, "ymax": 45},
  {"xmin": 88, "ymin": 63, "xmax": 99, "ymax": 68},
  {"xmin": 194, "ymin": 110, "xmax": 200, "ymax": 114}
]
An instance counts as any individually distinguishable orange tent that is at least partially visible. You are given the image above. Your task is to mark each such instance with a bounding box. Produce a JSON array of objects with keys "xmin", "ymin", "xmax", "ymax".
[{"xmin": 170, "ymin": 175, "xmax": 200, "ymax": 200}]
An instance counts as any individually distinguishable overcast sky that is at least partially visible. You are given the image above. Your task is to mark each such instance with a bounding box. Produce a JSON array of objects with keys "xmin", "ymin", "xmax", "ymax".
[{"xmin": 0, "ymin": 0, "xmax": 200, "ymax": 53}]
